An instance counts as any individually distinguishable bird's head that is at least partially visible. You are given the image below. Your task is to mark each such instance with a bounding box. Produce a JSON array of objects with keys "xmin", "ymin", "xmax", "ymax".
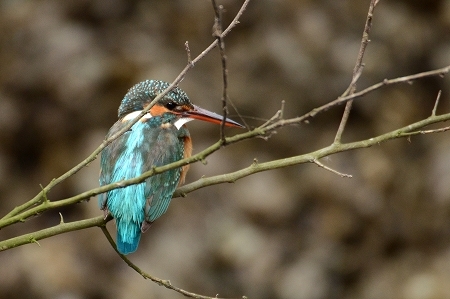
[{"xmin": 118, "ymin": 80, "xmax": 243, "ymax": 129}]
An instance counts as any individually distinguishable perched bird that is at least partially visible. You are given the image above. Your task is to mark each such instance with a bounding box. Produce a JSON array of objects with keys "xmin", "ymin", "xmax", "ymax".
[{"xmin": 99, "ymin": 80, "xmax": 243, "ymax": 254}]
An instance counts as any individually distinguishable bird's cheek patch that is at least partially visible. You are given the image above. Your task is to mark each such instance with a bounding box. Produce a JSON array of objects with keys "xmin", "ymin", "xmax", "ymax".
[
  {"xmin": 122, "ymin": 110, "xmax": 153, "ymax": 122},
  {"xmin": 149, "ymin": 104, "xmax": 169, "ymax": 116}
]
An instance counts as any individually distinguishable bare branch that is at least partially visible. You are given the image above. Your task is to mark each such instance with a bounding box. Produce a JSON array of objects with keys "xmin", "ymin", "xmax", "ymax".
[
  {"xmin": 399, "ymin": 125, "xmax": 450, "ymax": 137},
  {"xmin": 432, "ymin": 90, "xmax": 442, "ymax": 116},
  {"xmin": 291, "ymin": 65, "xmax": 450, "ymax": 125},
  {"xmin": 334, "ymin": 0, "xmax": 379, "ymax": 143},
  {"xmin": 174, "ymin": 110, "xmax": 450, "ymax": 197},
  {"xmin": 185, "ymin": 41, "xmax": 192, "ymax": 64},
  {"xmin": 100, "ymin": 227, "xmax": 236, "ymax": 299},
  {"xmin": 334, "ymin": 102, "xmax": 354, "ymax": 144},
  {"xmin": 212, "ymin": 0, "xmax": 230, "ymax": 143},
  {"xmin": 259, "ymin": 100, "xmax": 285, "ymax": 129},
  {"xmin": 3, "ymin": 109, "xmax": 450, "ymax": 251},
  {"xmin": 0, "ymin": 216, "xmax": 108, "ymax": 251}
]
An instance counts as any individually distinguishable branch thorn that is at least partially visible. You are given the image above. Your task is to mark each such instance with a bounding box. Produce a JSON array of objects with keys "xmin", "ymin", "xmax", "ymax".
[
  {"xmin": 431, "ymin": 90, "xmax": 442, "ymax": 116},
  {"xmin": 312, "ymin": 159, "xmax": 352, "ymax": 178},
  {"xmin": 30, "ymin": 237, "xmax": 41, "ymax": 247}
]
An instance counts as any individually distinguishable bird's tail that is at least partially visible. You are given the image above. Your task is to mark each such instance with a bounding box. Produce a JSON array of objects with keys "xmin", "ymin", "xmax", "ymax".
[{"xmin": 116, "ymin": 219, "xmax": 141, "ymax": 255}]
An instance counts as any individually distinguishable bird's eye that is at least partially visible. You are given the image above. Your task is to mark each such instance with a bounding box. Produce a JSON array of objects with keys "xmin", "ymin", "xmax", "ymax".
[{"xmin": 165, "ymin": 102, "xmax": 177, "ymax": 110}]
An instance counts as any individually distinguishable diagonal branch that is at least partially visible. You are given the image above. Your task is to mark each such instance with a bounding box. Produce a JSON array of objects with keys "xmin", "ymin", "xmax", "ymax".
[
  {"xmin": 0, "ymin": 216, "xmax": 108, "ymax": 251},
  {"xmin": 3, "ymin": 108, "xmax": 450, "ymax": 252},
  {"xmin": 264, "ymin": 65, "xmax": 450, "ymax": 130},
  {"xmin": 334, "ymin": 0, "xmax": 379, "ymax": 143},
  {"xmin": 100, "ymin": 227, "xmax": 240, "ymax": 299}
]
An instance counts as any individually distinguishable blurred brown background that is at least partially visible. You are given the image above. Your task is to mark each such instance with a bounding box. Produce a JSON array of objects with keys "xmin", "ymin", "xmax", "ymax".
[{"xmin": 1, "ymin": 0, "xmax": 450, "ymax": 298}]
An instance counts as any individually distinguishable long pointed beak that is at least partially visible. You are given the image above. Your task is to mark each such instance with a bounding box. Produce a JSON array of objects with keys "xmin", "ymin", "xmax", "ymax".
[{"xmin": 182, "ymin": 105, "xmax": 244, "ymax": 128}]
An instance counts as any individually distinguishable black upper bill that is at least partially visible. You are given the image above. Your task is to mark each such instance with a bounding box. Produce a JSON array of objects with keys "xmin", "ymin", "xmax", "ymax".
[{"xmin": 183, "ymin": 105, "xmax": 244, "ymax": 128}]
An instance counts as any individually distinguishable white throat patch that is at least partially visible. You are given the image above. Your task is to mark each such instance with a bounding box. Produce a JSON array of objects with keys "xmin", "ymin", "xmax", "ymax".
[{"xmin": 174, "ymin": 117, "xmax": 194, "ymax": 130}]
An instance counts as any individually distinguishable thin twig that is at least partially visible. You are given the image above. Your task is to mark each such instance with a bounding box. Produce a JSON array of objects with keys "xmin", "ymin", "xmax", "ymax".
[
  {"xmin": 334, "ymin": 0, "xmax": 379, "ymax": 144},
  {"xmin": 399, "ymin": 125, "xmax": 450, "ymax": 136},
  {"xmin": 259, "ymin": 101, "xmax": 285, "ymax": 128},
  {"xmin": 299, "ymin": 65, "xmax": 450, "ymax": 124},
  {"xmin": 432, "ymin": 90, "xmax": 442, "ymax": 116},
  {"xmin": 280, "ymin": 100, "xmax": 285, "ymax": 120},
  {"xmin": 334, "ymin": 102, "xmax": 354, "ymax": 143},
  {"xmin": 185, "ymin": 41, "xmax": 192, "ymax": 64},
  {"xmin": 212, "ymin": 0, "xmax": 229, "ymax": 143},
  {"xmin": 311, "ymin": 159, "xmax": 352, "ymax": 178}
]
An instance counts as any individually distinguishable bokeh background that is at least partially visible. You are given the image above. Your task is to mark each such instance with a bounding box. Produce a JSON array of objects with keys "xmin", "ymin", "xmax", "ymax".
[{"xmin": 1, "ymin": 0, "xmax": 450, "ymax": 298}]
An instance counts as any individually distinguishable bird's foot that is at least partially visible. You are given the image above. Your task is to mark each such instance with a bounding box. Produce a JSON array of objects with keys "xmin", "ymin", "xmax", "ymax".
[{"xmin": 141, "ymin": 221, "xmax": 153, "ymax": 233}]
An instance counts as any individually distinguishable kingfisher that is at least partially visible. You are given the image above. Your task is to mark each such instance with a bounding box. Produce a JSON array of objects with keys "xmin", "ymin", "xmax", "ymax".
[{"xmin": 99, "ymin": 80, "xmax": 243, "ymax": 254}]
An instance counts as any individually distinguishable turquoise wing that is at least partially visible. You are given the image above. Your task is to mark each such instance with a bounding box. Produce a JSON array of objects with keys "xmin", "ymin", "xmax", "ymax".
[
  {"xmin": 143, "ymin": 126, "xmax": 185, "ymax": 223},
  {"xmin": 98, "ymin": 120, "xmax": 128, "ymax": 210}
]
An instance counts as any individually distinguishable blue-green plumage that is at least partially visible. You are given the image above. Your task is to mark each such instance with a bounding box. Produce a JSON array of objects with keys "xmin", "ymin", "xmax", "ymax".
[
  {"xmin": 100, "ymin": 113, "xmax": 188, "ymax": 254},
  {"xmin": 99, "ymin": 80, "xmax": 243, "ymax": 255}
]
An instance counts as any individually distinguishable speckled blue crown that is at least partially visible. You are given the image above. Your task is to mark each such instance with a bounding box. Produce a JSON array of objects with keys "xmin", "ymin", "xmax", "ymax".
[{"xmin": 118, "ymin": 80, "xmax": 191, "ymax": 118}]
